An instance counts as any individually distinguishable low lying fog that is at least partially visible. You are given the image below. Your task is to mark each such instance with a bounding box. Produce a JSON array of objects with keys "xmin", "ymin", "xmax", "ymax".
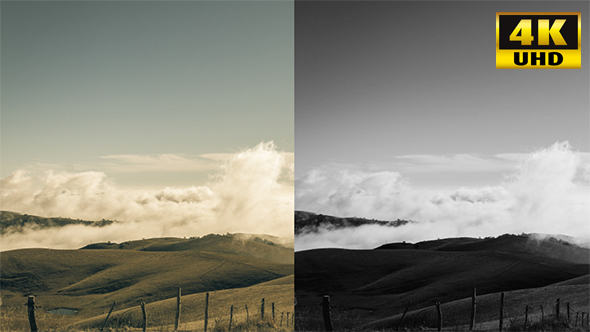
[
  {"xmin": 1, "ymin": 142, "xmax": 294, "ymax": 251},
  {"xmin": 295, "ymin": 142, "xmax": 590, "ymax": 250}
]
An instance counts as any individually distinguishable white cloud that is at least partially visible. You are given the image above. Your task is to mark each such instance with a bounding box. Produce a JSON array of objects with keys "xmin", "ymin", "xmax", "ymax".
[
  {"xmin": 99, "ymin": 153, "xmax": 220, "ymax": 173},
  {"xmin": 295, "ymin": 142, "xmax": 590, "ymax": 250},
  {"xmin": 1, "ymin": 142, "xmax": 294, "ymax": 251}
]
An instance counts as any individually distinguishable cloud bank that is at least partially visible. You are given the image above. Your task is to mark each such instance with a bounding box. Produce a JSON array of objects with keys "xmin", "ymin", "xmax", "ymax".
[
  {"xmin": 295, "ymin": 142, "xmax": 590, "ymax": 250},
  {"xmin": 1, "ymin": 142, "xmax": 294, "ymax": 251}
]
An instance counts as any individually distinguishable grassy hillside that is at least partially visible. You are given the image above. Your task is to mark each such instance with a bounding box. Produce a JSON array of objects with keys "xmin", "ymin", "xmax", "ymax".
[
  {"xmin": 1, "ymin": 231, "xmax": 294, "ymax": 332},
  {"xmin": 295, "ymin": 248, "xmax": 589, "ymax": 321},
  {"xmin": 68, "ymin": 275, "xmax": 295, "ymax": 331},
  {"xmin": 82, "ymin": 233, "xmax": 294, "ymax": 265},
  {"xmin": 2, "ymin": 248, "xmax": 292, "ymax": 313},
  {"xmin": 364, "ymin": 276, "xmax": 589, "ymax": 331},
  {"xmin": 377, "ymin": 233, "xmax": 590, "ymax": 264}
]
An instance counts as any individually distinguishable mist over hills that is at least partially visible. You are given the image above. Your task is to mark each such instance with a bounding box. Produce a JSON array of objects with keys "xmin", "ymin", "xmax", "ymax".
[
  {"xmin": 80, "ymin": 233, "xmax": 294, "ymax": 264},
  {"xmin": 1, "ymin": 210, "xmax": 118, "ymax": 235},
  {"xmin": 295, "ymin": 210, "xmax": 411, "ymax": 235}
]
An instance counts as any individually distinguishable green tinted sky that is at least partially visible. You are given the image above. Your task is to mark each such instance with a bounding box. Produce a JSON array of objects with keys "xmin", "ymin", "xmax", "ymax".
[{"xmin": 1, "ymin": 1, "xmax": 294, "ymax": 187}]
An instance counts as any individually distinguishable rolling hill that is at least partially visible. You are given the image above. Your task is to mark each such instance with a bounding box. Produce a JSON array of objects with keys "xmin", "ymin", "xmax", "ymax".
[
  {"xmin": 1, "ymin": 233, "xmax": 294, "ymax": 331},
  {"xmin": 81, "ymin": 233, "xmax": 294, "ymax": 265},
  {"xmin": 295, "ymin": 234, "xmax": 589, "ymax": 330}
]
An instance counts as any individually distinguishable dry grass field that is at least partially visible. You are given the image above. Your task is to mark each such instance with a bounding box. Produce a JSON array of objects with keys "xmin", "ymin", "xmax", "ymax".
[
  {"xmin": 295, "ymin": 234, "xmax": 590, "ymax": 331},
  {"xmin": 1, "ymin": 233, "xmax": 294, "ymax": 331}
]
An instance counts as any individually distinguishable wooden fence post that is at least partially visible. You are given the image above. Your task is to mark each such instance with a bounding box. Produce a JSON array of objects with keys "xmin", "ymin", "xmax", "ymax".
[
  {"xmin": 523, "ymin": 305, "xmax": 529, "ymax": 331},
  {"xmin": 436, "ymin": 302, "xmax": 442, "ymax": 332},
  {"xmin": 261, "ymin": 298, "xmax": 265, "ymax": 320},
  {"xmin": 499, "ymin": 292, "xmax": 504, "ymax": 332},
  {"xmin": 540, "ymin": 304, "xmax": 544, "ymax": 325},
  {"xmin": 397, "ymin": 301, "xmax": 411, "ymax": 331},
  {"xmin": 174, "ymin": 287, "xmax": 181, "ymax": 331},
  {"xmin": 470, "ymin": 287, "xmax": 477, "ymax": 332},
  {"xmin": 287, "ymin": 312, "xmax": 290, "ymax": 326},
  {"xmin": 204, "ymin": 292, "xmax": 209, "ymax": 332},
  {"xmin": 323, "ymin": 295, "xmax": 333, "ymax": 332},
  {"xmin": 575, "ymin": 312, "xmax": 578, "ymax": 327},
  {"xmin": 245, "ymin": 304, "xmax": 249, "ymax": 324},
  {"xmin": 229, "ymin": 305, "xmax": 234, "ymax": 331},
  {"xmin": 280, "ymin": 312, "xmax": 284, "ymax": 326},
  {"xmin": 272, "ymin": 302, "xmax": 275, "ymax": 321},
  {"xmin": 27, "ymin": 296, "xmax": 38, "ymax": 332},
  {"xmin": 140, "ymin": 301, "xmax": 147, "ymax": 332},
  {"xmin": 100, "ymin": 301, "xmax": 116, "ymax": 332},
  {"xmin": 556, "ymin": 297, "xmax": 560, "ymax": 320}
]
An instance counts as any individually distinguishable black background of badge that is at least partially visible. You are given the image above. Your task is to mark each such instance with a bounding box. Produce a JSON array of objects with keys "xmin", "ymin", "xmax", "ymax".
[{"xmin": 499, "ymin": 15, "xmax": 578, "ymax": 50}]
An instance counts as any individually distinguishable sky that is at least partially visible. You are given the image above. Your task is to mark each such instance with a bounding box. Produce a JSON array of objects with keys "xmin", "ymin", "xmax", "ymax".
[
  {"xmin": 1, "ymin": 1, "xmax": 294, "ymax": 250},
  {"xmin": 295, "ymin": 1, "xmax": 590, "ymax": 250}
]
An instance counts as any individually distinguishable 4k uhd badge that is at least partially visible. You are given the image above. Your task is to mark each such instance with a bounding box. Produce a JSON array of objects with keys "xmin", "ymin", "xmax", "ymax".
[{"xmin": 496, "ymin": 12, "xmax": 581, "ymax": 69}]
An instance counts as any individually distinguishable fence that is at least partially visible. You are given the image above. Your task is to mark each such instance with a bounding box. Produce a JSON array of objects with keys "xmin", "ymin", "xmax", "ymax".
[
  {"xmin": 313, "ymin": 289, "xmax": 590, "ymax": 332},
  {"xmin": 22, "ymin": 288, "xmax": 294, "ymax": 332}
]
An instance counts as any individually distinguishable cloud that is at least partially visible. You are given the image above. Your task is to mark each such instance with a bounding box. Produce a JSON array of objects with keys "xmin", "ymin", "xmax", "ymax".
[
  {"xmin": 1, "ymin": 142, "xmax": 294, "ymax": 251},
  {"xmin": 99, "ymin": 153, "xmax": 220, "ymax": 173},
  {"xmin": 295, "ymin": 142, "xmax": 590, "ymax": 250},
  {"xmin": 392, "ymin": 153, "xmax": 517, "ymax": 174}
]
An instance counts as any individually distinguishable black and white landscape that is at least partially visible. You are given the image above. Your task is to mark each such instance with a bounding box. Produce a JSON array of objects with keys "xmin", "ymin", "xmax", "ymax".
[{"xmin": 295, "ymin": 1, "xmax": 589, "ymax": 331}]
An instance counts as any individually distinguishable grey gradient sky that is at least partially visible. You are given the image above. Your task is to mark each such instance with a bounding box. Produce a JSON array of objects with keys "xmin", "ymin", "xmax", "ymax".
[
  {"xmin": 294, "ymin": 1, "xmax": 589, "ymax": 248},
  {"xmin": 295, "ymin": 1, "xmax": 589, "ymax": 187},
  {"xmin": 2, "ymin": 1, "xmax": 294, "ymax": 188}
]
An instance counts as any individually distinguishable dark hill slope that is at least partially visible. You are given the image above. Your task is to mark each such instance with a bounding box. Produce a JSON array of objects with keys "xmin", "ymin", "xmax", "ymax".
[
  {"xmin": 376, "ymin": 234, "xmax": 590, "ymax": 264},
  {"xmin": 80, "ymin": 234, "xmax": 293, "ymax": 265},
  {"xmin": 295, "ymin": 248, "xmax": 589, "ymax": 317},
  {"xmin": 1, "ymin": 248, "xmax": 293, "ymax": 315},
  {"xmin": 295, "ymin": 210, "xmax": 411, "ymax": 235},
  {"xmin": 365, "ymin": 276, "xmax": 589, "ymax": 330},
  {"xmin": 1, "ymin": 210, "xmax": 116, "ymax": 235},
  {"xmin": 135, "ymin": 234, "xmax": 293, "ymax": 264}
]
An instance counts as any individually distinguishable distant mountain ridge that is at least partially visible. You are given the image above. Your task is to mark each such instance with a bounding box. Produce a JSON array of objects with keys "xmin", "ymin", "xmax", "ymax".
[
  {"xmin": 295, "ymin": 210, "xmax": 412, "ymax": 235},
  {"xmin": 375, "ymin": 233, "xmax": 589, "ymax": 264},
  {"xmin": 1, "ymin": 210, "xmax": 117, "ymax": 235}
]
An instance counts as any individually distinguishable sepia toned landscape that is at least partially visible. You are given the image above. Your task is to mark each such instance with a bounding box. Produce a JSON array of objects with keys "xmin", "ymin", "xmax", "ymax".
[{"xmin": 1, "ymin": 212, "xmax": 294, "ymax": 331}]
